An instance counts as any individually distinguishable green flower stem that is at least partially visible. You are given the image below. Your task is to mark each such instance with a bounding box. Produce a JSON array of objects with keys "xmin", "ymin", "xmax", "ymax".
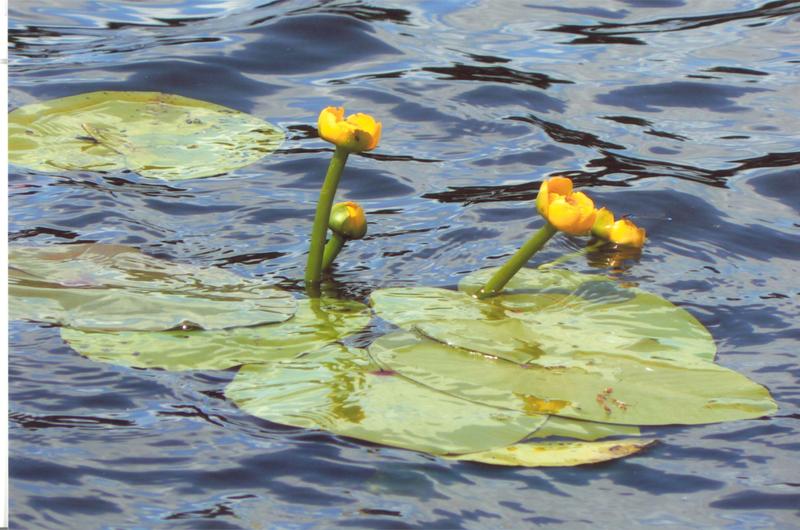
[
  {"xmin": 537, "ymin": 240, "xmax": 604, "ymax": 270},
  {"xmin": 305, "ymin": 147, "xmax": 349, "ymax": 295},
  {"xmin": 478, "ymin": 222, "xmax": 558, "ymax": 298},
  {"xmin": 321, "ymin": 232, "xmax": 347, "ymax": 271}
]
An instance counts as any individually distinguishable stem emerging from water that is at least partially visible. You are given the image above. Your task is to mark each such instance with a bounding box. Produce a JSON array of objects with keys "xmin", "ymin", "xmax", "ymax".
[
  {"xmin": 321, "ymin": 232, "xmax": 347, "ymax": 271},
  {"xmin": 537, "ymin": 240, "xmax": 604, "ymax": 270},
  {"xmin": 478, "ymin": 222, "xmax": 558, "ymax": 298},
  {"xmin": 305, "ymin": 147, "xmax": 349, "ymax": 295}
]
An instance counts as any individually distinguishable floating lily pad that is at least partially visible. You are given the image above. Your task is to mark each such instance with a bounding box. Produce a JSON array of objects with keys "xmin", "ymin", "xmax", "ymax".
[
  {"xmin": 61, "ymin": 298, "xmax": 370, "ymax": 371},
  {"xmin": 8, "ymin": 91, "xmax": 283, "ymax": 180},
  {"xmin": 369, "ymin": 331, "xmax": 777, "ymax": 426},
  {"xmin": 444, "ymin": 439, "xmax": 656, "ymax": 467},
  {"xmin": 371, "ymin": 267, "xmax": 716, "ymax": 366},
  {"xmin": 226, "ymin": 345, "xmax": 547, "ymax": 456},
  {"xmin": 10, "ymin": 244, "xmax": 296, "ymax": 331}
]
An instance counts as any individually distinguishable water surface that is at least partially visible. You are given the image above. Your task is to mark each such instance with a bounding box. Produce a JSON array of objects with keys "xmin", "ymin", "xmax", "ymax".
[{"xmin": 9, "ymin": 1, "xmax": 800, "ymax": 528}]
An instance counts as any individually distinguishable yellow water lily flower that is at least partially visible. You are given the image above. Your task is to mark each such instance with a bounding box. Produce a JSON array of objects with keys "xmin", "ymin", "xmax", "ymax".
[
  {"xmin": 318, "ymin": 106, "xmax": 381, "ymax": 152},
  {"xmin": 591, "ymin": 208, "xmax": 646, "ymax": 248},
  {"xmin": 329, "ymin": 201, "xmax": 367, "ymax": 240},
  {"xmin": 536, "ymin": 176, "xmax": 597, "ymax": 235},
  {"xmin": 591, "ymin": 207, "xmax": 615, "ymax": 240}
]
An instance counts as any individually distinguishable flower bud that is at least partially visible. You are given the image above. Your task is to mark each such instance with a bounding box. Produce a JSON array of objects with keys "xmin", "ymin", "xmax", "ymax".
[
  {"xmin": 608, "ymin": 218, "xmax": 646, "ymax": 248},
  {"xmin": 329, "ymin": 201, "xmax": 367, "ymax": 240},
  {"xmin": 591, "ymin": 207, "xmax": 615, "ymax": 240},
  {"xmin": 591, "ymin": 207, "xmax": 646, "ymax": 248}
]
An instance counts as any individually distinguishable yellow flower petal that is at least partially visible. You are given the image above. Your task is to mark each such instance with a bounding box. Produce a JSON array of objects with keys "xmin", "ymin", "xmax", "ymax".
[
  {"xmin": 536, "ymin": 179, "xmax": 552, "ymax": 217},
  {"xmin": 536, "ymin": 176, "xmax": 596, "ymax": 234},
  {"xmin": 346, "ymin": 113, "xmax": 376, "ymax": 129},
  {"xmin": 536, "ymin": 176, "xmax": 572, "ymax": 218},
  {"xmin": 547, "ymin": 176, "xmax": 573, "ymax": 196},
  {"xmin": 318, "ymin": 107, "xmax": 344, "ymax": 139},
  {"xmin": 609, "ymin": 219, "xmax": 646, "ymax": 248},
  {"xmin": 544, "ymin": 191, "xmax": 596, "ymax": 235},
  {"xmin": 569, "ymin": 192, "xmax": 597, "ymax": 234},
  {"xmin": 547, "ymin": 196, "xmax": 583, "ymax": 232},
  {"xmin": 591, "ymin": 207, "xmax": 615, "ymax": 240},
  {"xmin": 365, "ymin": 121, "xmax": 381, "ymax": 150}
]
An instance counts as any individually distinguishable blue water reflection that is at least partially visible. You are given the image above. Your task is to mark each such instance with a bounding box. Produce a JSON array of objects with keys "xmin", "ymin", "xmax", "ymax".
[{"xmin": 9, "ymin": 0, "xmax": 800, "ymax": 528}]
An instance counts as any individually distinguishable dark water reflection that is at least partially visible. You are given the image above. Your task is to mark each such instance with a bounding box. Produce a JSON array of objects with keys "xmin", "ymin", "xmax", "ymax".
[{"xmin": 9, "ymin": 0, "xmax": 800, "ymax": 528}]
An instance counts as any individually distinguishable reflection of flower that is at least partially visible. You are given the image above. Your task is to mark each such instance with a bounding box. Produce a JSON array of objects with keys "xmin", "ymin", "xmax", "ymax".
[
  {"xmin": 326, "ymin": 358, "xmax": 366, "ymax": 424},
  {"xmin": 586, "ymin": 244, "xmax": 643, "ymax": 271},
  {"xmin": 535, "ymin": 176, "xmax": 597, "ymax": 235},
  {"xmin": 329, "ymin": 201, "xmax": 367, "ymax": 240},
  {"xmin": 318, "ymin": 107, "xmax": 381, "ymax": 152},
  {"xmin": 591, "ymin": 208, "xmax": 646, "ymax": 248}
]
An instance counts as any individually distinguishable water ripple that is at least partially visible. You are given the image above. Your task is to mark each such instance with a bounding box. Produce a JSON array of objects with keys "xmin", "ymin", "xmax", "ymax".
[
  {"xmin": 544, "ymin": 0, "xmax": 800, "ymax": 44},
  {"xmin": 8, "ymin": 1, "xmax": 800, "ymax": 528}
]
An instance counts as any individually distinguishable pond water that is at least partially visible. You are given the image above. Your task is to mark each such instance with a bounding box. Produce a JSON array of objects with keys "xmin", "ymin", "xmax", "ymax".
[{"xmin": 8, "ymin": 0, "xmax": 800, "ymax": 528}]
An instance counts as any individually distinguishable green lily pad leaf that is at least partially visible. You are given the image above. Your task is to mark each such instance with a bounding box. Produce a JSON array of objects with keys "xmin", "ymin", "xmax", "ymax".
[
  {"xmin": 444, "ymin": 439, "xmax": 656, "ymax": 467},
  {"xmin": 371, "ymin": 267, "xmax": 715, "ymax": 366},
  {"xmin": 369, "ymin": 331, "xmax": 777, "ymax": 426},
  {"xmin": 9, "ymin": 91, "xmax": 283, "ymax": 180},
  {"xmin": 225, "ymin": 345, "xmax": 547, "ymax": 455},
  {"xmin": 60, "ymin": 298, "xmax": 370, "ymax": 371},
  {"xmin": 463, "ymin": 267, "xmax": 716, "ymax": 363},
  {"xmin": 531, "ymin": 415, "xmax": 640, "ymax": 441},
  {"xmin": 10, "ymin": 244, "xmax": 296, "ymax": 331}
]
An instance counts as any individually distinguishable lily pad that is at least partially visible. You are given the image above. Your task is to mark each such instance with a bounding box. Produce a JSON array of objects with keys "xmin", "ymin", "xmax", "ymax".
[
  {"xmin": 531, "ymin": 415, "xmax": 640, "ymax": 441},
  {"xmin": 225, "ymin": 345, "xmax": 547, "ymax": 456},
  {"xmin": 371, "ymin": 267, "xmax": 716, "ymax": 366},
  {"xmin": 8, "ymin": 91, "xmax": 283, "ymax": 180},
  {"xmin": 10, "ymin": 244, "xmax": 296, "ymax": 331},
  {"xmin": 60, "ymin": 298, "xmax": 371, "ymax": 371},
  {"xmin": 369, "ymin": 331, "xmax": 777, "ymax": 426},
  {"xmin": 445, "ymin": 439, "xmax": 656, "ymax": 467}
]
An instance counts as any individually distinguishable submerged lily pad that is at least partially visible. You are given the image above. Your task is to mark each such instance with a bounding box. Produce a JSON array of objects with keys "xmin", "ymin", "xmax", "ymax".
[
  {"xmin": 225, "ymin": 345, "xmax": 547, "ymax": 456},
  {"xmin": 8, "ymin": 91, "xmax": 283, "ymax": 180},
  {"xmin": 371, "ymin": 267, "xmax": 716, "ymax": 366},
  {"xmin": 10, "ymin": 244, "xmax": 296, "ymax": 331},
  {"xmin": 61, "ymin": 298, "xmax": 371, "ymax": 371},
  {"xmin": 369, "ymin": 331, "xmax": 777, "ymax": 426},
  {"xmin": 445, "ymin": 439, "xmax": 655, "ymax": 467}
]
